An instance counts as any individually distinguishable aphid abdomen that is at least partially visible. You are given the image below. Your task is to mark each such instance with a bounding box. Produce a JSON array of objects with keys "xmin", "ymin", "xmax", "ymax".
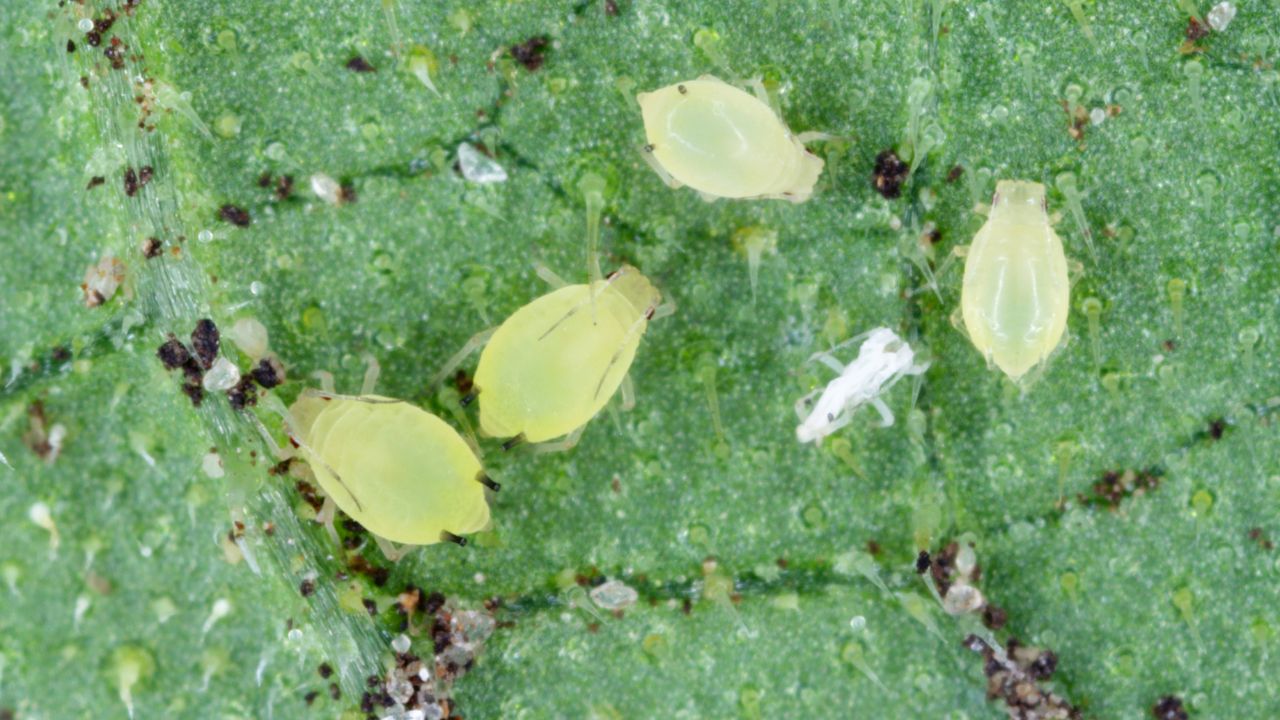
[
  {"xmin": 638, "ymin": 78, "xmax": 823, "ymax": 201},
  {"xmin": 475, "ymin": 284, "xmax": 644, "ymax": 442},
  {"xmin": 305, "ymin": 398, "xmax": 488, "ymax": 545},
  {"xmin": 961, "ymin": 183, "xmax": 1070, "ymax": 380}
]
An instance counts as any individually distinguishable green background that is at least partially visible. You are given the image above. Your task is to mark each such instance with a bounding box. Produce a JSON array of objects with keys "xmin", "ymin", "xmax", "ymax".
[{"xmin": 2, "ymin": 0, "xmax": 1278, "ymax": 717}]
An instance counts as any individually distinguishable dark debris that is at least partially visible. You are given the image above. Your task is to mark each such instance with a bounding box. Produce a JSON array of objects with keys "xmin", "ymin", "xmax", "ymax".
[{"xmin": 872, "ymin": 149, "xmax": 909, "ymax": 199}]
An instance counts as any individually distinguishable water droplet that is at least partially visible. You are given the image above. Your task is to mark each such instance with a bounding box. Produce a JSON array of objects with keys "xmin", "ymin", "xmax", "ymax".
[
  {"xmin": 78, "ymin": 18, "xmax": 95, "ymax": 32},
  {"xmin": 264, "ymin": 142, "xmax": 286, "ymax": 161},
  {"xmin": 197, "ymin": 229, "xmax": 214, "ymax": 243},
  {"xmin": 848, "ymin": 615, "xmax": 866, "ymax": 632}
]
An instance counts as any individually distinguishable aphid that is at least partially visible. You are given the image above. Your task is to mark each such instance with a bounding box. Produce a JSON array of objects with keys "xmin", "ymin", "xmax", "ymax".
[
  {"xmin": 433, "ymin": 265, "xmax": 667, "ymax": 451},
  {"xmin": 795, "ymin": 328, "xmax": 928, "ymax": 444},
  {"xmin": 959, "ymin": 180, "xmax": 1071, "ymax": 381},
  {"xmin": 636, "ymin": 76, "xmax": 825, "ymax": 203},
  {"xmin": 284, "ymin": 358, "xmax": 491, "ymax": 556}
]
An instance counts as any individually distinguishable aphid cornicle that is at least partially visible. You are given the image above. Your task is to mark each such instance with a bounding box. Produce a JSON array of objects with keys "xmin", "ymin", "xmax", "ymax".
[
  {"xmin": 960, "ymin": 180, "xmax": 1071, "ymax": 380},
  {"xmin": 287, "ymin": 392, "xmax": 490, "ymax": 547},
  {"xmin": 637, "ymin": 76, "xmax": 825, "ymax": 202},
  {"xmin": 471, "ymin": 265, "xmax": 664, "ymax": 445}
]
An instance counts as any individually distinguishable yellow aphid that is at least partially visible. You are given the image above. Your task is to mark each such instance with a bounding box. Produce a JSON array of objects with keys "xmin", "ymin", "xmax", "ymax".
[
  {"xmin": 637, "ymin": 76, "xmax": 824, "ymax": 203},
  {"xmin": 473, "ymin": 265, "xmax": 663, "ymax": 445},
  {"xmin": 961, "ymin": 180, "xmax": 1071, "ymax": 380},
  {"xmin": 288, "ymin": 393, "xmax": 491, "ymax": 546}
]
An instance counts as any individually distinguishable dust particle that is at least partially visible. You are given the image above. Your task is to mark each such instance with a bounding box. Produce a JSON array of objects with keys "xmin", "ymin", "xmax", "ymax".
[{"xmin": 142, "ymin": 237, "xmax": 162, "ymax": 259}]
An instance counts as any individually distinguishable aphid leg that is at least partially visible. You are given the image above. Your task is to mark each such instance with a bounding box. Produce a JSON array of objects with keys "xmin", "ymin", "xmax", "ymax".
[
  {"xmin": 501, "ymin": 434, "xmax": 526, "ymax": 451},
  {"xmin": 794, "ymin": 131, "xmax": 838, "ymax": 144},
  {"xmin": 375, "ymin": 535, "xmax": 412, "ymax": 562},
  {"xmin": 1067, "ymin": 258, "xmax": 1085, "ymax": 288},
  {"xmin": 436, "ymin": 385, "xmax": 482, "ymax": 456},
  {"xmin": 650, "ymin": 302, "xmax": 677, "ymax": 321},
  {"xmin": 638, "ymin": 145, "xmax": 682, "ymax": 189},
  {"xmin": 304, "ymin": 390, "xmax": 401, "ymax": 404},
  {"xmin": 697, "ymin": 359, "xmax": 729, "ymax": 453},
  {"xmin": 429, "ymin": 327, "xmax": 498, "ymax": 389},
  {"xmin": 360, "ymin": 352, "xmax": 381, "ymax": 395},
  {"xmin": 530, "ymin": 425, "xmax": 585, "ymax": 454},
  {"xmin": 870, "ymin": 397, "xmax": 896, "ymax": 428},
  {"xmin": 931, "ymin": 244, "xmax": 969, "ymax": 291},
  {"xmin": 745, "ymin": 76, "xmax": 783, "ymax": 118},
  {"xmin": 312, "ymin": 370, "xmax": 336, "ymax": 393},
  {"xmin": 619, "ymin": 373, "xmax": 636, "ymax": 412},
  {"xmin": 810, "ymin": 351, "xmax": 847, "ymax": 375},
  {"xmin": 315, "ymin": 497, "xmax": 341, "ymax": 547},
  {"xmin": 534, "ymin": 262, "xmax": 570, "ymax": 289},
  {"xmin": 949, "ymin": 306, "xmax": 968, "ymax": 337}
]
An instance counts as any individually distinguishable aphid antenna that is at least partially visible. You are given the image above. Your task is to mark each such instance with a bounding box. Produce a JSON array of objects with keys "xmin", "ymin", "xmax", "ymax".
[
  {"xmin": 805, "ymin": 328, "xmax": 879, "ymax": 367},
  {"xmin": 310, "ymin": 369, "xmax": 336, "ymax": 393},
  {"xmin": 304, "ymin": 389, "xmax": 403, "ymax": 404},
  {"xmin": 427, "ymin": 326, "xmax": 498, "ymax": 390},
  {"xmin": 530, "ymin": 425, "xmax": 586, "ymax": 454},
  {"xmin": 360, "ymin": 352, "xmax": 381, "ymax": 395}
]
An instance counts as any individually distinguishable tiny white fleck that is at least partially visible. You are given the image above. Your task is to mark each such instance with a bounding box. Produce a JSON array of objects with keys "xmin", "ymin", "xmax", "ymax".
[
  {"xmin": 310, "ymin": 173, "xmax": 342, "ymax": 204},
  {"xmin": 203, "ymin": 598, "xmax": 232, "ymax": 635},
  {"xmin": 28, "ymin": 502, "xmax": 60, "ymax": 550},
  {"xmin": 197, "ymin": 229, "xmax": 214, "ymax": 243},
  {"xmin": 202, "ymin": 451, "xmax": 225, "ymax": 479},
  {"xmin": 848, "ymin": 615, "xmax": 866, "ymax": 632},
  {"xmin": 202, "ymin": 357, "xmax": 241, "ymax": 392},
  {"xmin": 249, "ymin": 281, "xmax": 264, "ymax": 296},
  {"xmin": 456, "ymin": 143, "xmax": 508, "ymax": 184},
  {"xmin": 942, "ymin": 583, "xmax": 985, "ymax": 615},
  {"xmin": 73, "ymin": 594, "xmax": 91, "ymax": 627},
  {"xmin": 1089, "ymin": 107, "xmax": 1106, "ymax": 126},
  {"xmin": 139, "ymin": 545, "xmax": 152, "ymax": 558},
  {"xmin": 1206, "ymin": 1, "xmax": 1236, "ymax": 31},
  {"xmin": 78, "ymin": 18, "xmax": 94, "ymax": 32},
  {"xmin": 392, "ymin": 634, "xmax": 411, "ymax": 653},
  {"xmin": 589, "ymin": 579, "xmax": 639, "ymax": 611},
  {"xmin": 473, "ymin": 572, "xmax": 486, "ymax": 584}
]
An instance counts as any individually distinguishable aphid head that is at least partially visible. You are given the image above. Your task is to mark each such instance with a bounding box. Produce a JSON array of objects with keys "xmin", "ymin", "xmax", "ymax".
[
  {"xmin": 992, "ymin": 180, "xmax": 1047, "ymax": 212},
  {"xmin": 606, "ymin": 264, "xmax": 662, "ymax": 317}
]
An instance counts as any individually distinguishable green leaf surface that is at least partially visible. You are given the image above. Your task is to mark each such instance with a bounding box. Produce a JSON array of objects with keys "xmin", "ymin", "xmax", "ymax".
[{"xmin": 3, "ymin": 0, "xmax": 1279, "ymax": 718}]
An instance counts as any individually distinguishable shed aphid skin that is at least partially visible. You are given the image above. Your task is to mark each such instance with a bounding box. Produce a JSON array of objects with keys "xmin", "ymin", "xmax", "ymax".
[
  {"xmin": 959, "ymin": 180, "xmax": 1072, "ymax": 382},
  {"xmin": 796, "ymin": 328, "xmax": 929, "ymax": 444},
  {"xmin": 431, "ymin": 265, "xmax": 669, "ymax": 452},
  {"xmin": 283, "ymin": 356, "xmax": 491, "ymax": 559},
  {"xmin": 637, "ymin": 76, "xmax": 825, "ymax": 203}
]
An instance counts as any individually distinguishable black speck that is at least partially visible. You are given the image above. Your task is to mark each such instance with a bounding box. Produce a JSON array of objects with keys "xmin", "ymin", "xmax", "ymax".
[
  {"xmin": 156, "ymin": 335, "xmax": 192, "ymax": 370},
  {"xmin": 275, "ymin": 174, "xmax": 294, "ymax": 200},
  {"xmin": 981, "ymin": 603, "xmax": 1007, "ymax": 630},
  {"xmin": 86, "ymin": 30, "xmax": 101, "ymax": 47},
  {"xmin": 227, "ymin": 375, "xmax": 258, "ymax": 411},
  {"xmin": 142, "ymin": 237, "xmax": 162, "ymax": 259},
  {"xmin": 318, "ymin": 663, "xmax": 333, "ymax": 679},
  {"xmin": 604, "ymin": 0, "xmax": 619, "ymax": 15},
  {"xmin": 1153, "ymin": 695, "xmax": 1189, "ymax": 720},
  {"xmin": 51, "ymin": 345, "xmax": 72, "ymax": 362},
  {"xmin": 218, "ymin": 204, "xmax": 251, "ymax": 227},
  {"xmin": 1207, "ymin": 418, "xmax": 1225, "ymax": 440},
  {"xmin": 299, "ymin": 579, "xmax": 316, "ymax": 597},
  {"xmin": 257, "ymin": 172, "xmax": 273, "ymax": 188},
  {"xmin": 914, "ymin": 550, "xmax": 931, "ymax": 574},
  {"xmin": 510, "ymin": 36, "xmax": 549, "ymax": 72},
  {"xmin": 251, "ymin": 356, "xmax": 286, "ymax": 388},
  {"xmin": 191, "ymin": 318, "xmax": 220, "ymax": 369},
  {"xmin": 1186, "ymin": 17, "xmax": 1209, "ymax": 41},
  {"xmin": 872, "ymin": 149, "xmax": 909, "ymax": 199},
  {"xmin": 423, "ymin": 591, "xmax": 446, "ymax": 615},
  {"xmin": 328, "ymin": 683, "xmax": 341, "ymax": 700},
  {"xmin": 946, "ymin": 164, "xmax": 964, "ymax": 183},
  {"xmin": 181, "ymin": 380, "xmax": 205, "ymax": 407},
  {"xmin": 87, "ymin": 176, "xmax": 105, "ymax": 190},
  {"xmin": 346, "ymin": 56, "xmax": 376, "ymax": 73},
  {"xmin": 1029, "ymin": 650, "xmax": 1058, "ymax": 680},
  {"xmin": 123, "ymin": 167, "xmax": 139, "ymax": 196},
  {"xmin": 139, "ymin": 165, "xmax": 154, "ymax": 186},
  {"xmin": 104, "ymin": 43, "xmax": 125, "ymax": 70},
  {"xmin": 362, "ymin": 598, "xmax": 378, "ymax": 616},
  {"xmin": 304, "ymin": 690, "xmax": 319, "ymax": 706},
  {"xmin": 67, "ymin": 39, "xmax": 76, "ymax": 53}
]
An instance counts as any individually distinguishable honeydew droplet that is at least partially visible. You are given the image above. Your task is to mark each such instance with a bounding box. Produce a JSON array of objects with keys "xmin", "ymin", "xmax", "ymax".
[{"xmin": 78, "ymin": 18, "xmax": 94, "ymax": 32}]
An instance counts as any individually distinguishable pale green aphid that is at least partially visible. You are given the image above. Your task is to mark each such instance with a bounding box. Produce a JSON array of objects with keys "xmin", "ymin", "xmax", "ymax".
[
  {"xmin": 433, "ymin": 265, "xmax": 666, "ymax": 451},
  {"xmin": 960, "ymin": 180, "xmax": 1071, "ymax": 381},
  {"xmin": 286, "ymin": 359, "xmax": 491, "ymax": 556},
  {"xmin": 637, "ymin": 76, "xmax": 825, "ymax": 203}
]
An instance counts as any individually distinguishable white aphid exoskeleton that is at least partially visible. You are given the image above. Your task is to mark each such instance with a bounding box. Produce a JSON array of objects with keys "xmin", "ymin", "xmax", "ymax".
[
  {"xmin": 795, "ymin": 328, "xmax": 928, "ymax": 444},
  {"xmin": 636, "ymin": 75, "xmax": 825, "ymax": 203}
]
